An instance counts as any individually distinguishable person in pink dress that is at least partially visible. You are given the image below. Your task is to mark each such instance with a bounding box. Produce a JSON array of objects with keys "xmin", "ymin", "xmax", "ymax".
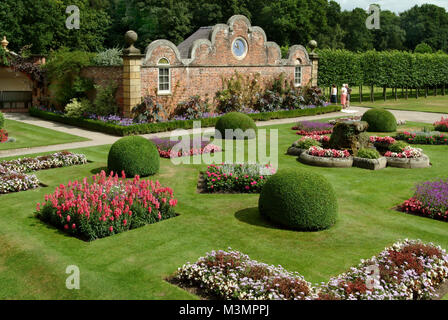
[{"xmin": 340, "ymin": 84, "xmax": 348, "ymax": 109}]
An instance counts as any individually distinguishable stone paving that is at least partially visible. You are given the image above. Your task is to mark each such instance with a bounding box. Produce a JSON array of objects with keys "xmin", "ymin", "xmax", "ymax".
[{"xmin": 1, "ymin": 106, "xmax": 446, "ymax": 158}]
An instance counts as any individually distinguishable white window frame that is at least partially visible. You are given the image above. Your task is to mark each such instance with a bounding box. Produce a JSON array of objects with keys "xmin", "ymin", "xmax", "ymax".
[
  {"xmin": 157, "ymin": 58, "xmax": 171, "ymax": 95},
  {"xmin": 294, "ymin": 65, "xmax": 303, "ymax": 87}
]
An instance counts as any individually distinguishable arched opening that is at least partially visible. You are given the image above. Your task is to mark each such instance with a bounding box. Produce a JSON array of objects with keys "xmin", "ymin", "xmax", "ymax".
[{"xmin": 0, "ymin": 67, "xmax": 33, "ymax": 110}]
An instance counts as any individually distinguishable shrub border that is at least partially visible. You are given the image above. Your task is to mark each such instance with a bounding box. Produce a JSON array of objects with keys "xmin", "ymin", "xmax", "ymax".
[{"xmin": 29, "ymin": 105, "xmax": 342, "ymax": 137}]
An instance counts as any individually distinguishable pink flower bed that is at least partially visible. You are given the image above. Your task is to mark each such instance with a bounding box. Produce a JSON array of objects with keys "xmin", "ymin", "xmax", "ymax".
[
  {"xmin": 369, "ymin": 136, "xmax": 396, "ymax": 145},
  {"xmin": 35, "ymin": 170, "xmax": 178, "ymax": 241},
  {"xmin": 434, "ymin": 117, "xmax": 448, "ymax": 132},
  {"xmin": 385, "ymin": 146, "xmax": 423, "ymax": 159},
  {"xmin": 158, "ymin": 144, "xmax": 222, "ymax": 159},
  {"xmin": 296, "ymin": 130, "xmax": 333, "ymax": 136},
  {"xmin": 307, "ymin": 146, "xmax": 351, "ymax": 158}
]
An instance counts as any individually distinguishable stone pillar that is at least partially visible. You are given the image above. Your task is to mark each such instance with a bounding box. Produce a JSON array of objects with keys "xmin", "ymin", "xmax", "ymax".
[
  {"xmin": 308, "ymin": 40, "xmax": 319, "ymax": 87},
  {"xmin": 122, "ymin": 31, "xmax": 144, "ymax": 118}
]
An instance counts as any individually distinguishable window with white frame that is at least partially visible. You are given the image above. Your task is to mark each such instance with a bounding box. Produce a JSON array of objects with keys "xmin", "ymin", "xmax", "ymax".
[
  {"xmin": 158, "ymin": 58, "xmax": 170, "ymax": 94},
  {"xmin": 294, "ymin": 65, "xmax": 302, "ymax": 86}
]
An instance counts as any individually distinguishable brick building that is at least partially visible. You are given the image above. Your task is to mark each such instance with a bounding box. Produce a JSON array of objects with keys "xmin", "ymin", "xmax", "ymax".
[{"xmin": 135, "ymin": 15, "xmax": 318, "ymax": 116}]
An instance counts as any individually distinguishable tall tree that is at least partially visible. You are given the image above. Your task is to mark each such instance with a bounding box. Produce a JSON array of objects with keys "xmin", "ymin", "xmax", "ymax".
[
  {"xmin": 340, "ymin": 8, "xmax": 374, "ymax": 51},
  {"xmin": 372, "ymin": 10, "xmax": 406, "ymax": 51},
  {"xmin": 400, "ymin": 4, "xmax": 448, "ymax": 52}
]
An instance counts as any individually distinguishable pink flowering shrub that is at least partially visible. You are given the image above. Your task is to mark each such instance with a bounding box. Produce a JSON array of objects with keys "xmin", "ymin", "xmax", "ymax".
[
  {"xmin": 0, "ymin": 129, "xmax": 8, "ymax": 143},
  {"xmin": 396, "ymin": 131, "xmax": 448, "ymax": 145},
  {"xmin": 204, "ymin": 163, "xmax": 276, "ymax": 193},
  {"xmin": 36, "ymin": 170, "xmax": 178, "ymax": 241},
  {"xmin": 434, "ymin": 117, "xmax": 448, "ymax": 132},
  {"xmin": 369, "ymin": 136, "xmax": 396, "ymax": 145},
  {"xmin": 385, "ymin": 146, "xmax": 423, "ymax": 158},
  {"xmin": 307, "ymin": 146, "xmax": 351, "ymax": 158},
  {"xmin": 296, "ymin": 129, "xmax": 333, "ymax": 136}
]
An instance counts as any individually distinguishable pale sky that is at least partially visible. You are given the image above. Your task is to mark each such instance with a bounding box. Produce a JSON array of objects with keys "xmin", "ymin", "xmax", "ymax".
[{"xmin": 334, "ymin": 0, "xmax": 448, "ymax": 13}]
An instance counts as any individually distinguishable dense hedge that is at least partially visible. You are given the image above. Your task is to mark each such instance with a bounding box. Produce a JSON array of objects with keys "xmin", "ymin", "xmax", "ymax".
[
  {"xmin": 0, "ymin": 111, "xmax": 4, "ymax": 128},
  {"xmin": 258, "ymin": 169, "xmax": 338, "ymax": 231},
  {"xmin": 107, "ymin": 136, "xmax": 160, "ymax": 177},
  {"xmin": 215, "ymin": 112, "xmax": 257, "ymax": 139},
  {"xmin": 361, "ymin": 109, "xmax": 397, "ymax": 132},
  {"xmin": 29, "ymin": 105, "xmax": 342, "ymax": 136},
  {"xmin": 318, "ymin": 49, "xmax": 448, "ymax": 91}
]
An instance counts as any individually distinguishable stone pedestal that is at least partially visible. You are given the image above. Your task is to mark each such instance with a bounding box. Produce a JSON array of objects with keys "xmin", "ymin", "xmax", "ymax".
[
  {"xmin": 308, "ymin": 40, "xmax": 319, "ymax": 87},
  {"xmin": 122, "ymin": 30, "xmax": 143, "ymax": 118}
]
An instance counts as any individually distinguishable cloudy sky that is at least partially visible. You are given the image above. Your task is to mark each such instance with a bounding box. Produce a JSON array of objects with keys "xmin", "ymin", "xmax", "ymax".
[{"xmin": 334, "ymin": 0, "xmax": 448, "ymax": 13}]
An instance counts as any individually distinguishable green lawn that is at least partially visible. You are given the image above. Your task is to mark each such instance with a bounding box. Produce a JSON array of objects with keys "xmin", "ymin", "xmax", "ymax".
[
  {"xmin": 0, "ymin": 119, "xmax": 89, "ymax": 151},
  {"xmin": 0, "ymin": 122, "xmax": 447, "ymax": 299},
  {"xmin": 324, "ymin": 86, "xmax": 448, "ymax": 114}
]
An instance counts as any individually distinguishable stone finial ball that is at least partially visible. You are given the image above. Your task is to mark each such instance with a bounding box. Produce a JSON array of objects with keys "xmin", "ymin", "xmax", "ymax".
[
  {"xmin": 308, "ymin": 40, "xmax": 318, "ymax": 50},
  {"xmin": 125, "ymin": 31, "xmax": 138, "ymax": 46}
]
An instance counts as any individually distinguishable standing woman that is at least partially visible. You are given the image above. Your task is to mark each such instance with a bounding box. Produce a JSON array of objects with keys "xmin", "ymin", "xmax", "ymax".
[
  {"xmin": 341, "ymin": 84, "xmax": 348, "ymax": 109},
  {"xmin": 346, "ymin": 85, "xmax": 352, "ymax": 109},
  {"xmin": 330, "ymin": 84, "xmax": 337, "ymax": 104}
]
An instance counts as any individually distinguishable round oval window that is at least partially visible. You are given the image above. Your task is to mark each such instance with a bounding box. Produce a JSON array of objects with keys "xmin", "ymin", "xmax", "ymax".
[{"xmin": 232, "ymin": 38, "xmax": 247, "ymax": 59}]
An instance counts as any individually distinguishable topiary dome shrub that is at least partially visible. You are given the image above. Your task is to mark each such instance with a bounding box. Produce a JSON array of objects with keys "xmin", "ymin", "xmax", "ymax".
[
  {"xmin": 215, "ymin": 112, "xmax": 257, "ymax": 140},
  {"xmin": 0, "ymin": 111, "xmax": 4, "ymax": 128},
  {"xmin": 258, "ymin": 169, "xmax": 337, "ymax": 231},
  {"xmin": 361, "ymin": 109, "xmax": 397, "ymax": 132},
  {"xmin": 107, "ymin": 136, "xmax": 159, "ymax": 177}
]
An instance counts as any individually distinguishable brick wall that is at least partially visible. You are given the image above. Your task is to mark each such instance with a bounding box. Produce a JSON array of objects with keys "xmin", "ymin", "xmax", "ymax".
[{"xmin": 80, "ymin": 66, "xmax": 124, "ymax": 109}]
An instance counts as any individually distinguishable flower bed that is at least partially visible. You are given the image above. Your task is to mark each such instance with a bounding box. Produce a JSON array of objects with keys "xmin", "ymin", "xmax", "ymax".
[
  {"xmin": 299, "ymin": 147, "xmax": 353, "ymax": 168},
  {"xmin": 150, "ymin": 137, "xmax": 221, "ymax": 159},
  {"xmin": 36, "ymin": 170, "xmax": 178, "ymax": 241},
  {"xmin": 0, "ymin": 129, "xmax": 8, "ymax": 143},
  {"xmin": 369, "ymin": 136, "xmax": 396, "ymax": 145},
  {"xmin": 307, "ymin": 146, "xmax": 351, "ymax": 158},
  {"xmin": 174, "ymin": 240, "xmax": 448, "ymax": 300},
  {"xmin": 0, "ymin": 151, "xmax": 87, "ymax": 194},
  {"xmin": 30, "ymin": 105, "xmax": 342, "ymax": 137},
  {"xmin": 173, "ymin": 249, "xmax": 315, "ymax": 300},
  {"xmin": 202, "ymin": 163, "xmax": 276, "ymax": 193},
  {"xmin": 401, "ymin": 178, "xmax": 448, "ymax": 221},
  {"xmin": 318, "ymin": 239, "xmax": 448, "ymax": 300},
  {"xmin": 0, "ymin": 151, "xmax": 87, "ymax": 173},
  {"xmin": 385, "ymin": 146, "xmax": 423, "ymax": 159},
  {"xmin": 396, "ymin": 131, "xmax": 448, "ymax": 145},
  {"xmin": 434, "ymin": 117, "xmax": 448, "ymax": 132},
  {"xmin": 292, "ymin": 120, "xmax": 333, "ymax": 135},
  {"xmin": 0, "ymin": 173, "xmax": 39, "ymax": 194}
]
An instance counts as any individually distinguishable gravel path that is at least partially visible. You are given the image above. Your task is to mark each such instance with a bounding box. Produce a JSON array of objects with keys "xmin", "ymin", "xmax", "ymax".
[{"xmin": 2, "ymin": 106, "xmax": 444, "ymax": 158}]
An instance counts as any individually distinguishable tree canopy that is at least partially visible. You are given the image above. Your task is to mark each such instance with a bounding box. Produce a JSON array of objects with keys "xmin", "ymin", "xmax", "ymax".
[{"xmin": 1, "ymin": 1, "xmax": 448, "ymax": 54}]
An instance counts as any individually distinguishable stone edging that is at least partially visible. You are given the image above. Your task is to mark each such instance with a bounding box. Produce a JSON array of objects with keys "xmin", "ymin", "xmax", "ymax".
[
  {"xmin": 299, "ymin": 152, "xmax": 353, "ymax": 168},
  {"xmin": 386, "ymin": 154, "xmax": 431, "ymax": 169},
  {"xmin": 353, "ymin": 157, "xmax": 387, "ymax": 170}
]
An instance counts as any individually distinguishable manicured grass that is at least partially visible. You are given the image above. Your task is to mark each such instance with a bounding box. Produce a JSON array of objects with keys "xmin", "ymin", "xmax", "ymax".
[
  {"xmin": 360, "ymin": 96, "xmax": 448, "ymax": 114},
  {"xmin": 0, "ymin": 119, "xmax": 89, "ymax": 151},
  {"xmin": 324, "ymin": 86, "xmax": 448, "ymax": 114},
  {"xmin": 0, "ymin": 122, "xmax": 447, "ymax": 299}
]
